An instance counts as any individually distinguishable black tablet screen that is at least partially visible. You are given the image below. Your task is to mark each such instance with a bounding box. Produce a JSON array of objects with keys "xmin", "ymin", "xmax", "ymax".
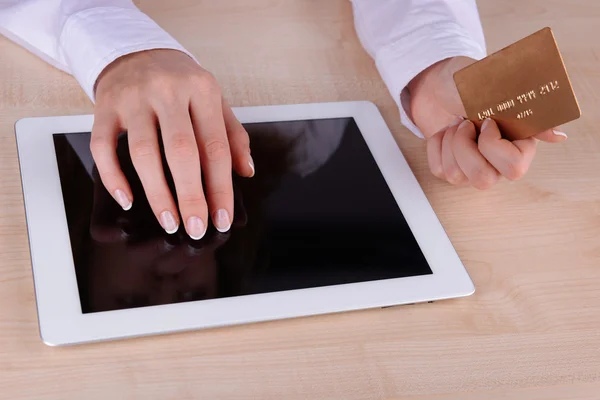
[{"xmin": 53, "ymin": 117, "xmax": 431, "ymax": 313}]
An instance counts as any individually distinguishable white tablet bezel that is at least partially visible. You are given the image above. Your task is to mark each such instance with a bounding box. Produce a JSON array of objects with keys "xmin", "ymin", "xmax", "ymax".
[{"xmin": 15, "ymin": 101, "xmax": 474, "ymax": 346}]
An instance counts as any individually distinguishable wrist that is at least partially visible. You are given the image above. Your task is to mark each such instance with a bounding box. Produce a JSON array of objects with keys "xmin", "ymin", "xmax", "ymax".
[
  {"xmin": 94, "ymin": 49, "xmax": 195, "ymax": 97},
  {"xmin": 407, "ymin": 56, "xmax": 476, "ymax": 138},
  {"xmin": 61, "ymin": 5, "xmax": 198, "ymax": 102}
]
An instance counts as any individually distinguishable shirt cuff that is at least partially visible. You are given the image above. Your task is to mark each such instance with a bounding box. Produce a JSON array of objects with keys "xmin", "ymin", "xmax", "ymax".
[
  {"xmin": 374, "ymin": 22, "xmax": 487, "ymax": 138},
  {"xmin": 59, "ymin": 6, "xmax": 198, "ymax": 102}
]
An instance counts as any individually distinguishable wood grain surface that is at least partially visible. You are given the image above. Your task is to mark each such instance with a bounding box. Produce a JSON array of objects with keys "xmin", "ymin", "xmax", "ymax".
[{"xmin": 1, "ymin": 1, "xmax": 599, "ymax": 398}]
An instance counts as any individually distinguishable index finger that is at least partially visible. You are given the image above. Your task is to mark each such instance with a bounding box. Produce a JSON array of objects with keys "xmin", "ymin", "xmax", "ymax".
[{"xmin": 90, "ymin": 110, "xmax": 133, "ymax": 211}]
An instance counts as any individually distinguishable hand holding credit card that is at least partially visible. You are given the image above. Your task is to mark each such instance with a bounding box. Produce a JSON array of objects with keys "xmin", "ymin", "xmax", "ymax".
[{"xmin": 453, "ymin": 27, "xmax": 581, "ymax": 141}]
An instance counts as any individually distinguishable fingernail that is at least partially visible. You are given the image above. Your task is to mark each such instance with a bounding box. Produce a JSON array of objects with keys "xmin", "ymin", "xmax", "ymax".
[
  {"xmin": 213, "ymin": 209, "xmax": 231, "ymax": 232},
  {"xmin": 114, "ymin": 189, "xmax": 132, "ymax": 211},
  {"xmin": 458, "ymin": 120, "xmax": 472, "ymax": 130},
  {"xmin": 160, "ymin": 211, "xmax": 178, "ymax": 234},
  {"xmin": 553, "ymin": 130, "xmax": 568, "ymax": 138},
  {"xmin": 248, "ymin": 157, "xmax": 255, "ymax": 177},
  {"xmin": 186, "ymin": 216, "xmax": 206, "ymax": 240},
  {"xmin": 481, "ymin": 118, "xmax": 493, "ymax": 131},
  {"xmin": 449, "ymin": 116, "xmax": 464, "ymax": 127}
]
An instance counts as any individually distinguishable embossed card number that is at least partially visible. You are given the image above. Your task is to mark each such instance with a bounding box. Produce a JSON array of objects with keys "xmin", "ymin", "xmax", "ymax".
[{"xmin": 477, "ymin": 80, "xmax": 560, "ymax": 121}]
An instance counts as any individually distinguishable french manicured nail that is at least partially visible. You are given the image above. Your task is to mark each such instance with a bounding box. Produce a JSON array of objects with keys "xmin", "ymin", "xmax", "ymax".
[
  {"xmin": 114, "ymin": 189, "xmax": 132, "ymax": 211},
  {"xmin": 187, "ymin": 216, "xmax": 206, "ymax": 240},
  {"xmin": 213, "ymin": 209, "xmax": 231, "ymax": 232},
  {"xmin": 553, "ymin": 130, "xmax": 568, "ymax": 138},
  {"xmin": 457, "ymin": 120, "xmax": 473, "ymax": 130},
  {"xmin": 248, "ymin": 157, "xmax": 255, "ymax": 177},
  {"xmin": 482, "ymin": 118, "xmax": 492, "ymax": 131},
  {"xmin": 160, "ymin": 211, "xmax": 178, "ymax": 234}
]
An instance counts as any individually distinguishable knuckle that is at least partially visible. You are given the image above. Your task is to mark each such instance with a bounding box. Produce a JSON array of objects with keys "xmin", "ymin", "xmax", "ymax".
[
  {"xmin": 89, "ymin": 135, "xmax": 112, "ymax": 156},
  {"xmin": 430, "ymin": 164, "xmax": 445, "ymax": 180},
  {"xmin": 445, "ymin": 166, "xmax": 463, "ymax": 184},
  {"xmin": 447, "ymin": 176, "xmax": 461, "ymax": 185},
  {"xmin": 152, "ymin": 74, "xmax": 176, "ymax": 91},
  {"xmin": 130, "ymin": 138, "xmax": 156, "ymax": 160},
  {"xmin": 167, "ymin": 133, "xmax": 197, "ymax": 159},
  {"xmin": 97, "ymin": 171, "xmax": 124, "ymax": 192},
  {"xmin": 100, "ymin": 170, "xmax": 121, "ymax": 184},
  {"xmin": 151, "ymin": 77, "xmax": 179, "ymax": 104},
  {"xmin": 145, "ymin": 191, "xmax": 168, "ymax": 208},
  {"xmin": 229, "ymin": 123, "xmax": 247, "ymax": 137},
  {"xmin": 161, "ymin": 91, "xmax": 178, "ymax": 109},
  {"xmin": 98, "ymin": 86, "xmax": 123, "ymax": 105},
  {"xmin": 192, "ymin": 72, "xmax": 220, "ymax": 94},
  {"xmin": 206, "ymin": 188, "xmax": 233, "ymax": 200},
  {"xmin": 119, "ymin": 84, "xmax": 143, "ymax": 103},
  {"xmin": 474, "ymin": 181, "xmax": 494, "ymax": 191},
  {"xmin": 477, "ymin": 140, "xmax": 492, "ymax": 157},
  {"xmin": 177, "ymin": 193, "xmax": 206, "ymax": 208},
  {"xmin": 159, "ymin": 86, "xmax": 179, "ymax": 108},
  {"xmin": 505, "ymin": 160, "xmax": 528, "ymax": 181},
  {"xmin": 472, "ymin": 169, "xmax": 498, "ymax": 190},
  {"xmin": 95, "ymin": 94, "xmax": 116, "ymax": 109},
  {"xmin": 203, "ymin": 139, "xmax": 229, "ymax": 161}
]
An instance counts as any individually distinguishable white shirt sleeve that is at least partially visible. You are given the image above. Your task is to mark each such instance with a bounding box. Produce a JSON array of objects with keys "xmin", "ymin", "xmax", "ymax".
[
  {"xmin": 349, "ymin": 0, "xmax": 488, "ymax": 138},
  {"xmin": 0, "ymin": 0, "xmax": 197, "ymax": 101},
  {"xmin": 2, "ymin": 0, "xmax": 486, "ymax": 138}
]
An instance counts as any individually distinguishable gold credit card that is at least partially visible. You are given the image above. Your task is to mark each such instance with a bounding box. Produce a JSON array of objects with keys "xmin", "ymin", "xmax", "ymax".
[{"xmin": 453, "ymin": 27, "xmax": 581, "ymax": 140}]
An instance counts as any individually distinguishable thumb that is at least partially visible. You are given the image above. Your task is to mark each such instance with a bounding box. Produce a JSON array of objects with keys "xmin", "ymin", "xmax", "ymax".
[{"xmin": 533, "ymin": 128, "xmax": 568, "ymax": 143}]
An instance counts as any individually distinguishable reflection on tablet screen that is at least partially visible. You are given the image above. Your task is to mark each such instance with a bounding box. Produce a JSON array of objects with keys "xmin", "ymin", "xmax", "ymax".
[{"xmin": 52, "ymin": 117, "xmax": 432, "ymax": 313}]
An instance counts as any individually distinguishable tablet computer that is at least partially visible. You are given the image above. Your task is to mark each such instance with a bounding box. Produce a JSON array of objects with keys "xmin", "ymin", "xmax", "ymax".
[{"xmin": 15, "ymin": 101, "xmax": 474, "ymax": 346}]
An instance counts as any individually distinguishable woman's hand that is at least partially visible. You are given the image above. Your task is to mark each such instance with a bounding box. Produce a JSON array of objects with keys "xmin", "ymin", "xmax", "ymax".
[
  {"xmin": 408, "ymin": 56, "xmax": 567, "ymax": 189},
  {"xmin": 90, "ymin": 49, "xmax": 254, "ymax": 240}
]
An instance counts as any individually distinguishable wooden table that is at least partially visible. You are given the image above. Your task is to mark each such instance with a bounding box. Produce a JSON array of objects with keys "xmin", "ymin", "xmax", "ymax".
[{"xmin": 2, "ymin": 1, "xmax": 599, "ymax": 398}]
